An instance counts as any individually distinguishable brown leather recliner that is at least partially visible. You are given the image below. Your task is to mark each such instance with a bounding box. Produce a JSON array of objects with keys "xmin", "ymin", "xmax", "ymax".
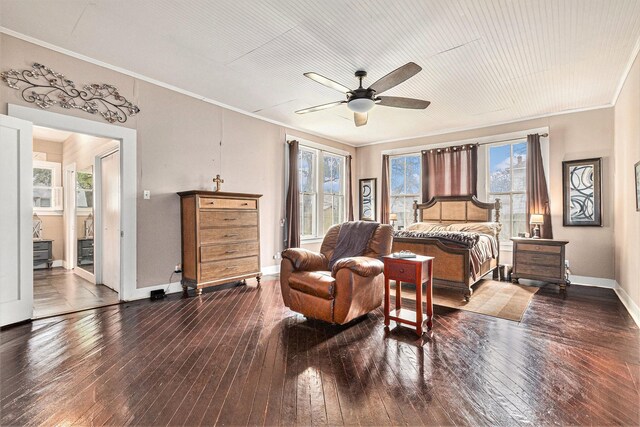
[{"xmin": 280, "ymin": 223, "xmax": 393, "ymax": 324}]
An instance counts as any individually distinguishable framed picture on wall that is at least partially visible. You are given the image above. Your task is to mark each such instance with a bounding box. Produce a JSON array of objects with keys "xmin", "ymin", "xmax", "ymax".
[
  {"xmin": 635, "ymin": 160, "xmax": 640, "ymax": 212},
  {"xmin": 359, "ymin": 178, "xmax": 377, "ymax": 221},
  {"xmin": 562, "ymin": 158, "xmax": 602, "ymax": 226}
]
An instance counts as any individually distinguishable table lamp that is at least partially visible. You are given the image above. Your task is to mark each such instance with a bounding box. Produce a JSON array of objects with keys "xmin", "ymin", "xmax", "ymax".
[
  {"xmin": 389, "ymin": 213, "xmax": 397, "ymax": 229},
  {"xmin": 530, "ymin": 214, "xmax": 544, "ymax": 239}
]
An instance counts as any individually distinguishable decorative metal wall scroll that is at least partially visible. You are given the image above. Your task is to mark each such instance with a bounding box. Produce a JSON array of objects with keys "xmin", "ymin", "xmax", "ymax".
[
  {"xmin": 359, "ymin": 178, "xmax": 377, "ymax": 221},
  {"xmin": 562, "ymin": 158, "xmax": 602, "ymax": 226},
  {"xmin": 1, "ymin": 63, "xmax": 140, "ymax": 123}
]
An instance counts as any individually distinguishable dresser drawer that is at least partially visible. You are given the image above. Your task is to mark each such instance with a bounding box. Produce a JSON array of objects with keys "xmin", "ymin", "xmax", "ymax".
[
  {"xmin": 33, "ymin": 241, "xmax": 50, "ymax": 251},
  {"xmin": 516, "ymin": 263, "xmax": 561, "ymax": 279},
  {"xmin": 517, "ymin": 242, "xmax": 561, "ymax": 254},
  {"xmin": 200, "ymin": 241, "xmax": 259, "ymax": 262},
  {"xmin": 34, "ymin": 250, "xmax": 50, "ymax": 261},
  {"xmin": 199, "ymin": 197, "xmax": 257, "ymax": 210},
  {"xmin": 515, "ymin": 252, "xmax": 561, "ymax": 267},
  {"xmin": 200, "ymin": 226, "xmax": 258, "ymax": 244},
  {"xmin": 385, "ymin": 262, "xmax": 417, "ymax": 283},
  {"xmin": 200, "ymin": 256, "xmax": 259, "ymax": 282},
  {"xmin": 200, "ymin": 210, "xmax": 258, "ymax": 228}
]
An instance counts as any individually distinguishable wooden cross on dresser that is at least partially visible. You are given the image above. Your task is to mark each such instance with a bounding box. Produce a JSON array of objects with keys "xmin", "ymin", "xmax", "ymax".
[{"xmin": 213, "ymin": 174, "xmax": 224, "ymax": 192}]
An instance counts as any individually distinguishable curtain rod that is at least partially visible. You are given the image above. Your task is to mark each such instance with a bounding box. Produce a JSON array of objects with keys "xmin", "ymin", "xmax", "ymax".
[
  {"xmin": 421, "ymin": 132, "xmax": 549, "ymax": 153},
  {"xmin": 476, "ymin": 132, "xmax": 548, "ymax": 146}
]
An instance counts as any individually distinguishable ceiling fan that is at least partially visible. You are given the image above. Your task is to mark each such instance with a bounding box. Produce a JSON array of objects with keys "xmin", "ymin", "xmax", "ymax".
[{"xmin": 295, "ymin": 62, "xmax": 430, "ymax": 127}]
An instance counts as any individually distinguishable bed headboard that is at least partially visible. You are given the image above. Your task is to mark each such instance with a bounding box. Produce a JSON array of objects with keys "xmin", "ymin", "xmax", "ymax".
[{"xmin": 412, "ymin": 196, "xmax": 501, "ymax": 224}]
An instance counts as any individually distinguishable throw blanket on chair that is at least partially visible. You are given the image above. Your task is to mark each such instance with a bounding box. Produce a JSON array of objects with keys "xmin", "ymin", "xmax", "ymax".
[{"xmin": 328, "ymin": 221, "xmax": 380, "ymax": 270}]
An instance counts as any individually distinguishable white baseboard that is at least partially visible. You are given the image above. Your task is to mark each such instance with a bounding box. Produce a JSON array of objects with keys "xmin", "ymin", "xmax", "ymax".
[
  {"xmin": 614, "ymin": 283, "xmax": 640, "ymax": 328},
  {"xmin": 568, "ymin": 275, "xmax": 639, "ymax": 328},
  {"xmin": 127, "ymin": 281, "xmax": 183, "ymax": 301},
  {"xmin": 262, "ymin": 264, "xmax": 280, "ymax": 276},
  {"xmin": 125, "ymin": 264, "xmax": 281, "ymax": 302},
  {"xmin": 51, "ymin": 260, "xmax": 63, "ymax": 268},
  {"xmin": 569, "ymin": 275, "xmax": 617, "ymax": 289}
]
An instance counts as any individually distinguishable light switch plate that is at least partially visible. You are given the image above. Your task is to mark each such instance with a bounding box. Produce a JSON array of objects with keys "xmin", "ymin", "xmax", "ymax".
[{"xmin": 143, "ymin": 190, "xmax": 151, "ymax": 199}]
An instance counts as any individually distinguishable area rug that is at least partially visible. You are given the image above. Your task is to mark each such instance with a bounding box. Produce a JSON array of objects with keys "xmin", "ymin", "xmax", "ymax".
[{"xmin": 390, "ymin": 279, "xmax": 539, "ymax": 322}]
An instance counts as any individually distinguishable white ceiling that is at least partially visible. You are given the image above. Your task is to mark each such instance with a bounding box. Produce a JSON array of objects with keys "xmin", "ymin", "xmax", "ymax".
[
  {"xmin": 32, "ymin": 126, "xmax": 73, "ymax": 143},
  {"xmin": 2, "ymin": 0, "xmax": 640, "ymax": 146}
]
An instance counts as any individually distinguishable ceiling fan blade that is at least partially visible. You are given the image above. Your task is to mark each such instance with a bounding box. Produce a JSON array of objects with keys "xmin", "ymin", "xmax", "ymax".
[
  {"xmin": 368, "ymin": 62, "xmax": 422, "ymax": 94},
  {"xmin": 354, "ymin": 112, "xmax": 368, "ymax": 127},
  {"xmin": 304, "ymin": 72, "xmax": 352, "ymax": 94},
  {"xmin": 295, "ymin": 100, "xmax": 346, "ymax": 114},
  {"xmin": 377, "ymin": 96, "xmax": 431, "ymax": 109}
]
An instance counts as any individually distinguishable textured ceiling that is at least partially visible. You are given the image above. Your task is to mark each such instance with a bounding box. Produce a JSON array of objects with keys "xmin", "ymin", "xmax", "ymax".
[{"xmin": 2, "ymin": 0, "xmax": 640, "ymax": 146}]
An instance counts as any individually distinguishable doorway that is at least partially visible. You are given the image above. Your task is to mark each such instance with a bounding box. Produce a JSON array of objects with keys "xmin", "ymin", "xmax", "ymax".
[{"xmin": 31, "ymin": 126, "xmax": 120, "ymax": 318}]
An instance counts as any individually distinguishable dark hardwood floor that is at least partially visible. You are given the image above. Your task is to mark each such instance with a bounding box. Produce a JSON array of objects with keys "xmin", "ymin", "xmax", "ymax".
[
  {"xmin": 1, "ymin": 278, "xmax": 638, "ymax": 426},
  {"xmin": 33, "ymin": 268, "xmax": 120, "ymax": 318}
]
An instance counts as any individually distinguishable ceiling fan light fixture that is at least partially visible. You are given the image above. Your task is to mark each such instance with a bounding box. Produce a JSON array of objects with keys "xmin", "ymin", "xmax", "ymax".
[{"xmin": 347, "ymin": 98, "xmax": 375, "ymax": 113}]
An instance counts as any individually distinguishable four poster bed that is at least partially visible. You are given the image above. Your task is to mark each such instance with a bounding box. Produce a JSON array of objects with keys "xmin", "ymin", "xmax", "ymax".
[{"xmin": 391, "ymin": 195, "xmax": 502, "ymax": 301}]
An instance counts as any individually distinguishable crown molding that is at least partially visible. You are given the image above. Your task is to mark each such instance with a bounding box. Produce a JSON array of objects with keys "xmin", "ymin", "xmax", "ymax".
[
  {"xmin": 355, "ymin": 103, "xmax": 614, "ymax": 148},
  {"xmin": 0, "ymin": 27, "xmax": 356, "ymax": 148},
  {"xmin": 0, "ymin": 27, "xmax": 625, "ymax": 149},
  {"xmin": 611, "ymin": 33, "xmax": 640, "ymax": 105}
]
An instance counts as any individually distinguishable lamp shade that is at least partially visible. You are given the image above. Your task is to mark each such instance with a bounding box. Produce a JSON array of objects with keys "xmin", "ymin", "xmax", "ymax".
[
  {"xmin": 529, "ymin": 214, "xmax": 544, "ymax": 225},
  {"xmin": 389, "ymin": 213, "xmax": 398, "ymax": 221},
  {"xmin": 347, "ymin": 98, "xmax": 375, "ymax": 113}
]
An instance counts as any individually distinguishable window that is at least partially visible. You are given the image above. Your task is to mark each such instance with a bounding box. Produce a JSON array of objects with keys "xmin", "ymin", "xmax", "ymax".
[
  {"xmin": 33, "ymin": 160, "xmax": 62, "ymax": 211},
  {"xmin": 299, "ymin": 145, "xmax": 346, "ymax": 239},
  {"xmin": 487, "ymin": 142, "xmax": 527, "ymax": 241},
  {"xmin": 76, "ymin": 171, "xmax": 93, "ymax": 209},
  {"xmin": 390, "ymin": 154, "xmax": 421, "ymax": 229}
]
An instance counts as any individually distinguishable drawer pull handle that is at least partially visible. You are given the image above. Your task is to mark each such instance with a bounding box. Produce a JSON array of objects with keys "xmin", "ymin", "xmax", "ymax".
[
  {"xmin": 242, "ymin": 203, "xmax": 248, "ymax": 206},
  {"xmin": 224, "ymin": 218, "xmax": 237, "ymax": 221},
  {"xmin": 225, "ymin": 250, "xmax": 238, "ymax": 254},
  {"xmin": 224, "ymin": 234, "xmax": 239, "ymax": 237}
]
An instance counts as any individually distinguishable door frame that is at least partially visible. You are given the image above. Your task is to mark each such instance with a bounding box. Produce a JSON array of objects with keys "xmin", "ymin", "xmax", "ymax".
[{"xmin": 9, "ymin": 104, "xmax": 137, "ymax": 301}]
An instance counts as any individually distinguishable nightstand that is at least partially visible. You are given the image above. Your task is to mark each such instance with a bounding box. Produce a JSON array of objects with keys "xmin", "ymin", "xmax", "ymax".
[{"xmin": 511, "ymin": 238, "xmax": 570, "ymax": 290}]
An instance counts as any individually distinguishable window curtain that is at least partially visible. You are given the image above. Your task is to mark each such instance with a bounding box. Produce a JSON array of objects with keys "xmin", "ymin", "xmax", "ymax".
[
  {"xmin": 526, "ymin": 134, "xmax": 553, "ymax": 238},
  {"xmin": 346, "ymin": 155, "xmax": 354, "ymax": 221},
  {"xmin": 285, "ymin": 140, "xmax": 300, "ymax": 248},
  {"xmin": 381, "ymin": 154, "xmax": 390, "ymax": 224},
  {"xmin": 421, "ymin": 144, "xmax": 478, "ymax": 202}
]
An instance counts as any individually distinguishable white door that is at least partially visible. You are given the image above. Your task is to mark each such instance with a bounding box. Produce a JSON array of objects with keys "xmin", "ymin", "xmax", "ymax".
[
  {"xmin": 0, "ymin": 115, "xmax": 33, "ymax": 327},
  {"xmin": 63, "ymin": 164, "xmax": 76, "ymax": 269},
  {"xmin": 101, "ymin": 150, "xmax": 120, "ymax": 292}
]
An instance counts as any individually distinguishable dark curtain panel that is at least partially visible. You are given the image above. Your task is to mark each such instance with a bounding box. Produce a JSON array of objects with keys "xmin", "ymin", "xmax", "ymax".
[
  {"xmin": 526, "ymin": 134, "xmax": 553, "ymax": 238},
  {"xmin": 421, "ymin": 144, "xmax": 478, "ymax": 202},
  {"xmin": 285, "ymin": 140, "xmax": 300, "ymax": 248},
  {"xmin": 346, "ymin": 155, "xmax": 354, "ymax": 221},
  {"xmin": 381, "ymin": 154, "xmax": 390, "ymax": 224}
]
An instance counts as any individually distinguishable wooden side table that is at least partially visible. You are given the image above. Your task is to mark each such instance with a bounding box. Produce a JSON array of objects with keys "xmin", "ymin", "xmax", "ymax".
[{"xmin": 383, "ymin": 255, "xmax": 434, "ymax": 337}]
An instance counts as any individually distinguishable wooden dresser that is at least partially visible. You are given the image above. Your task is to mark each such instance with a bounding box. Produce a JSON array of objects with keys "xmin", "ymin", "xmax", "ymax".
[
  {"xmin": 177, "ymin": 191, "xmax": 262, "ymax": 296},
  {"xmin": 511, "ymin": 238, "xmax": 569, "ymax": 290}
]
